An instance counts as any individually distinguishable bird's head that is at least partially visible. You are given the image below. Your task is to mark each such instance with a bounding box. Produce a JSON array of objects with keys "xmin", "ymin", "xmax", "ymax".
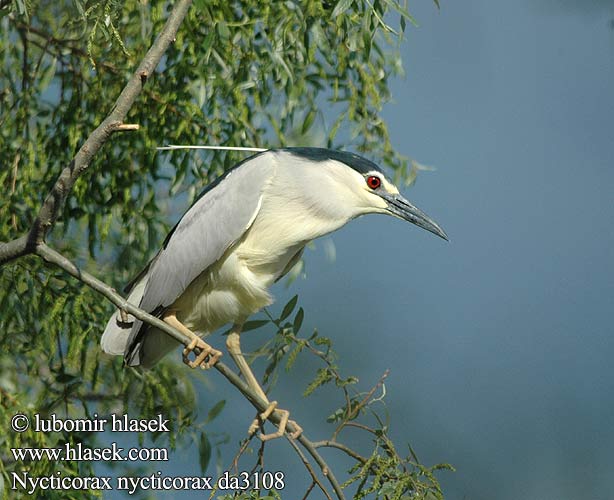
[{"xmin": 281, "ymin": 148, "xmax": 448, "ymax": 241}]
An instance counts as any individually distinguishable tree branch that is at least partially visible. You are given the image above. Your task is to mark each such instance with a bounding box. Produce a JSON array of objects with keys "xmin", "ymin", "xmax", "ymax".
[
  {"xmin": 332, "ymin": 369, "xmax": 389, "ymax": 440},
  {"xmin": 287, "ymin": 437, "xmax": 334, "ymax": 500},
  {"xmin": 0, "ymin": 0, "xmax": 193, "ymax": 265},
  {"xmin": 35, "ymin": 243, "xmax": 188, "ymax": 345},
  {"xmin": 312, "ymin": 440, "xmax": 368, "ymax": 464},
  {"xmin": 36, "ymin": 241, "xmax": 346, "ymax": 499},
  {"xmin": 0, "ymin": 234, "xmax": 29, "ymax": 264}
]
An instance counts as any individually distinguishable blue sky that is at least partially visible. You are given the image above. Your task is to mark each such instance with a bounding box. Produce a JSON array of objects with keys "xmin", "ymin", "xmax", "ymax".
[{"xmin": 359, "ymin": 1, "xmax": 614, "ymax": 498}]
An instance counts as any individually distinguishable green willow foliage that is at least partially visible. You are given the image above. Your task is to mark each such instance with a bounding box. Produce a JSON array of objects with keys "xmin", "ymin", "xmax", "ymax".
[{"xmin": 0, "ymin": 0, "xmax": 447, "ymax": 498}]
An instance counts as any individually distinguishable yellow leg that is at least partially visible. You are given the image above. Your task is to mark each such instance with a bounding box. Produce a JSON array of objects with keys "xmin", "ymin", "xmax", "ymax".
[
  {"xmin": 163, "ymin": 311, "xmax": 222, "ymax": 369},
  {"xmin": 226, "ymin": 324, "xmax": 302, "ymax": 441}
]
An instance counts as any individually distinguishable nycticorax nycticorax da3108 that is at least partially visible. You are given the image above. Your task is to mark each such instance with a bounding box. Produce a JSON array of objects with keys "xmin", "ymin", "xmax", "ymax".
[{"xmin": 101, "ymin": 147, "xmax": 447, "ymax": 440}]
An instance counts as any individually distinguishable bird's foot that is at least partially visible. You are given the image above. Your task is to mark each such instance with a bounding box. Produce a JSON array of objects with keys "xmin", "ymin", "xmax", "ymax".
[
  {"xmin": 248, "ymin": 401, "xmax": 303, "ymax": 441},
  {"xmin": 182, "ymin": 337, "xmax": 222, "ymax": 369}
]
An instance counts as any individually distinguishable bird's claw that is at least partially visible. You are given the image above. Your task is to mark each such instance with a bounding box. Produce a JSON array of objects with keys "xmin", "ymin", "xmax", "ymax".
[
  {"xmin": 247, "ymin": 401, "xmax": 303, "ymax": 441},
  {"xmin": 182, "ymin": 338, "xmax": 222, "ymax": 369}
]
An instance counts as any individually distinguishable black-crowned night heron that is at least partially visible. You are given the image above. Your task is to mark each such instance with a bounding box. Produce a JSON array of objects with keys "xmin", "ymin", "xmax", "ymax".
[{"xmin": 101, "ymin": 147, "xmax": 447, "ymax": 440}]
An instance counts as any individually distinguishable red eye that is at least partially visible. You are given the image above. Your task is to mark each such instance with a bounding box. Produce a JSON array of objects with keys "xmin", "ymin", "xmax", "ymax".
[{"xmin": 366, "ymin": 176, "xmax": 381, "ymax": 189}]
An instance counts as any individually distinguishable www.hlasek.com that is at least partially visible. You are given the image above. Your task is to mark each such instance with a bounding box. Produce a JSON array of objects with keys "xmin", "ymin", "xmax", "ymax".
[{"xmin": 8, "ymin": 413, "xmax": 286, "ymax": 495}]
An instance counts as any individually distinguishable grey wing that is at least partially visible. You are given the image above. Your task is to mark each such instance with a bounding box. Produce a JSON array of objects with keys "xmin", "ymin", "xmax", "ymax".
[{"xmin": 124, "ymin": 153, "xmax": 274, "ymax": 365}]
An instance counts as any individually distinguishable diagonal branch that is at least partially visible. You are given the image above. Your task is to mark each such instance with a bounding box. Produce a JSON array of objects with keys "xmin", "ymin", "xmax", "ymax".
[
  {"xmin": 36, "ymin": 242, "xmax": 345, "ymax": 500},
  {"xmin": 287, "ymin": 437, "xmax": 334, "ymax": 500},
  {"xmin": 0, "ymin": 0, "xmax": 193, "ymax": 265}
]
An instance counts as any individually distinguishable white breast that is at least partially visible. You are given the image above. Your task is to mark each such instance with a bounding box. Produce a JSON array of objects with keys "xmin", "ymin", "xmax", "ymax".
[
  {"xmin": 171, "ymin": 249, "xmax": 272, "ymax": 335},
  {"xmin": 171, "ymin": 155, "xmax": 363, "ymax": 336}
]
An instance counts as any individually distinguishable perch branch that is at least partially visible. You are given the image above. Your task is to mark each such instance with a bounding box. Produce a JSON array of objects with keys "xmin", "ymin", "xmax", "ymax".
[{"xmin": 35, "ymin": 242, "xmax": 345, "ymax": 500}]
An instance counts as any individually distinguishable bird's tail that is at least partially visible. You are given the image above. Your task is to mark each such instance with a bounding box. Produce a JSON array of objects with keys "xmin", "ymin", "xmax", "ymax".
[
  {"xmin": 100, "ymin": 278, "xmax": 148, "ymax": 356},
  {"xmin": 101, "ymin": 276, "xmax": 180, "ymax": 368}
]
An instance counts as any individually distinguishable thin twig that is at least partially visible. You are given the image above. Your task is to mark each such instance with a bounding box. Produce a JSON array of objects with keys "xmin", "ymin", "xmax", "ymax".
[
  {"xmin": 343, "ymin": 421, "xmax": 380, "ymax": 436},
  {"xmin": 18, "ymin": 25, "xmax": 188, "ymax": 120},
  {"xmin": 10, "ymin": 153, "xmax": 20, "ymax": 230},
  {"xmin": 247, "ymin": 439, "xmax": 267, "ymax": 475},
  {"xmin": 333, "ymin": 369, "xmax": 389, "ymax": 440},
  {"xmin": 231, "ymin": 435, "xmax": 256, "ymax": 474},
  {"xmin": 312, "ymin": 440, "xmax": 368, "ymax": 464},
  {"xmin": 301, "ymin": 481, "xmax": 317, "ymax": 500},
  {"xmin": 296, "ymin": 434, "xmax": 345, "ymax": 500},
  {"xmin": 112, "ymin": 123, "xmax": 140, "ymax": 131},
  {"xmin": 287, "ymin": 437, "xmax": 333, "ymax": 500},
  {"xmin": 349, "ymin": 369, "xmax": 389, "ymax": 420}
]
